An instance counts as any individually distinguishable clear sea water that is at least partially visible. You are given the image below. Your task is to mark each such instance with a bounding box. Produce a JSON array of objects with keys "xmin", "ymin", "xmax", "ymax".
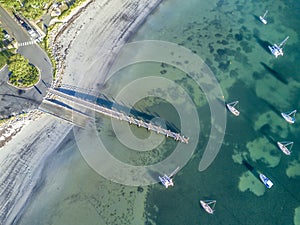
[{"xmin": 17, "ymin": 0, "xmax": 300, "ymax": 224}]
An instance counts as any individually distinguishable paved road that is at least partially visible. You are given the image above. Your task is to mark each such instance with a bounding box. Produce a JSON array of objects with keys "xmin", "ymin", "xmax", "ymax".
[
  {"xmin": 0, "ymin": 6, "xmax": 30, "ymax": 43},
  {"xmin": 0, "ymin": 6, "xmax": 53, "ymax": 119}
]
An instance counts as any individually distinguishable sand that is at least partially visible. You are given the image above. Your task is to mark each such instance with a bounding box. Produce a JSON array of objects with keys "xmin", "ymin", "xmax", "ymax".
[
  {"xmin": 0, "ymin": 0, "xmax": 162, "ymax": 224},
  {"xmin": 52, "ymin": 0, "xmax": 162, "ymax": 88},
  {"xmin": 0, "ymin": 115, "xmax": 72, "ymax": 225}
]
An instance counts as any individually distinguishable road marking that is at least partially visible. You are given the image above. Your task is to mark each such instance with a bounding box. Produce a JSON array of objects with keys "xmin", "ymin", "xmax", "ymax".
[{"xmin": 18, "ymin": 40, "xmax": 36, "ymax": 47}]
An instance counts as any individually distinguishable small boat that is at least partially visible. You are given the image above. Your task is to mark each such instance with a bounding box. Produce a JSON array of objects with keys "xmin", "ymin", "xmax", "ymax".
[
  {"xmin": 158, "ymin": 175, "xmax": 174, "ymax": 188},
  {"xmin": 281, "ymin": 110, "xmax": 296, "ymax": 124},
  {"xmin": 259, "ymin": 173, "xmax": 273, "ymax": 188},
  {"xmin": 158, "ymin": 166, "xmax": 180, "ymax": 188},
  {"xmin": 277, "ymin": 141, "xmax": 293, "ymax": 155},
  {"xmin": 259, "ymin": 10, "xmax": 268, "ymax": 24},
  {"xmin": 200, "ymin": 200, "xmax": 216, "ymax": 214},
  {"xmin": 268, "ymin": 36, "xmax": 289, "ymax": 58},
  {"xmin": 226, "ymin": 101, "xmax": 240, "ymax": 116}
]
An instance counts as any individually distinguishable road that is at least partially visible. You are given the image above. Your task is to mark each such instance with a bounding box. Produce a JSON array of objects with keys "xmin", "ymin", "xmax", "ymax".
[
  {"xmin": 0, "ymin": 6, "xmax": 53, "ymax": 119},
  {"xmin": 0, "ymin": 6, "xmax": 30, "ymax": 43}
]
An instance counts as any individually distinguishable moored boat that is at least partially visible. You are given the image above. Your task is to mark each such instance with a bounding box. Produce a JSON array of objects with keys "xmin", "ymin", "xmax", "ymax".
[
  {"xmin": 226, "ymin": 101, "xmax": 240, "ymax": 116},
  {"xmin": 268, "ymin": 44, "xmax": 283, "ymax": 58},
  {"xmin": 200, "ymin": 200, "xmax": 216, "ymax": 214},
  {"xmin": 281, "ymin": 110, "xmax": 296, "ymax": 124},
  {"xmin": 259, "ymin": 173, "xmax": 273, "ymax": 188},
  {"xmin": 277, "ymin": 141, "xmax": 293, "ymax": 155},
  {"xmin": 158, "ymin": 166, "xmax": 180, "ymax": 188},
  {"xmin": 159, "ymin": 175, "xmax": 174, "ymax": 188},
  {"xmin": 259, "ymin": 10, "xmax": 268, "ymax": 24},
  {"xmin": 268, "ymin": 36, "xmax": 289, "ymax": 58}
]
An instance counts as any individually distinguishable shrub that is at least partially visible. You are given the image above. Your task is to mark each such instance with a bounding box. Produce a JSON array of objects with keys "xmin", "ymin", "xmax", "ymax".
[{"xmin": 8, "ymin": 54, "xmax": 39, "ymax": 87}]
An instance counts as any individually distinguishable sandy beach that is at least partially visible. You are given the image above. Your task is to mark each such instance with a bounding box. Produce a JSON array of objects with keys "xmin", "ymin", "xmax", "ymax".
[{"xmin": 0, "ymin": 0, "xmax": 162, "ymax": 224}]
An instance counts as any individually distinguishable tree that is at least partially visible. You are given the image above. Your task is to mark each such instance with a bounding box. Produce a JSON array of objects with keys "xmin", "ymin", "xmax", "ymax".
[
  {"xmin": 0, "ymin": 28, "xmax": 4, "ymax": 48},
  {"xmin": 7, "ymin": 54, "xmax": 39, "ymax": 87},
  {"xmin": 0, "ymin": 27, "xmax": 4, "ymax": 41},
  {"xmin": 0, "ymin": 0, "xmax": 49, "ymax": 19}
]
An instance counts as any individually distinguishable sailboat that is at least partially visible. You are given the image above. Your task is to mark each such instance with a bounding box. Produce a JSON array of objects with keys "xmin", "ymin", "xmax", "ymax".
[
  {"xmin": 200, "ymin": 200, "xmax": 216, "ymax": 214},
  {"xmin": 259, "ymin": 10, "xmax": 268, "ymax": 24},
  {"xmin": 268, "ymin": 36, "xmax": 289, "ymax": 58},
  {"xmin": 259, "ymin": 173, "xmax": 273, "ymax": 189},
  {"xmin": 158, "ymin": 166, "xmax": 180, "ymax": 188},
  {"xmin": 277, "ymin": 141, "xmax": 293, "ymax": 155},
  {"xmin": 281, "ymin": 110, "xmax": 296, "ymax": 124},
  {"xmin": 226, "ymin": 101, "xmax": 240, "ymax": 116}
]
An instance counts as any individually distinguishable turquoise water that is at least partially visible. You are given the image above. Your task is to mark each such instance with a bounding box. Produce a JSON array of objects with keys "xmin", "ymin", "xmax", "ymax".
[
  {"xmin": 133, "ymin": 0, "xmax": 300, "ymax": 224},
  {"xmin": 17, "ymin": 0, "xmax": 300, "ymax": 224}
]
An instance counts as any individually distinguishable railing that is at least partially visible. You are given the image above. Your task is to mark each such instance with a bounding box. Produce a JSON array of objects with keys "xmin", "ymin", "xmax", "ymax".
[{"xmin": 45, "ymin": 88, "xmax": 189, "ymax": 144}]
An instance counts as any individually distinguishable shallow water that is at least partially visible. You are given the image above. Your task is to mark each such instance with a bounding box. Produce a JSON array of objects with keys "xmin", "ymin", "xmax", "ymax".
[
  {"xmin": 17, "ymin": 0, "xmax": 300, "ymax": 224},
  {"xmin": 133, "ymin": 0, "xmax": 300, "ymax": 224}
]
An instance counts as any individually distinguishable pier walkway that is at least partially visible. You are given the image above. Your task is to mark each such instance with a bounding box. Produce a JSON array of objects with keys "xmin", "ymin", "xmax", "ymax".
[{"xmin": 45, "ymin": 88, "xmax": 189, "ymax": 144}]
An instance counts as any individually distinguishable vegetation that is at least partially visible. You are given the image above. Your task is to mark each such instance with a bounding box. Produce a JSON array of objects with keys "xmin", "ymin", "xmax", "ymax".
[
  {"xmin": 58, "ymin": 0, "xmax": 87, "ymax": 19},
  {"xmin": 0, "ymin": 0, "xmax": 51, "ymax": 19},
  {"xmin": 0, "ymin": 0, "xmax": 86, "ymax": 20},
  {"xmin": 0, "ymin": 0, "xmax": 88, "ymax": 82},
  {"xmin": 0, "ymin": 27, "xmax": 14, "ymax": 68},
  {"xmin": 7, "ymin": 54, "xmax": 39, "ymax": 87},
  {"xmin": 0, "ymin": 27, "xmax": 4, "ymax": 43},
  {"xmin": 0, "ymin": 50, "xmax": 13, "ymax": 68}
]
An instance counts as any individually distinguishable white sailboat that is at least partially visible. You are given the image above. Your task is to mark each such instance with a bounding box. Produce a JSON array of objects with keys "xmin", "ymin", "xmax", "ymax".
[
  {"xmin": 259, "ymin": 173, "xmax": 273, "ymax": 189},
  {"xmin": 226, "ymin": 101, "xmax": 240, "ymax": 116},
  {"xmin": 200, "ymin": 200, "xmax": 216, "ymax": 214},
  {"xmin": 277, "ymin": 141, "xmax": 293, "ymax": 155},
  {"xmin": 268, "ymin": 36, "xmax": 289, "ymax": 58},
  {"xmin": 281, "ymin": 110, "xmax": 296, "ymax": 124},
  {"xmin": 259, "ymin": 10, "xmax": 268, "ymax": 24},
  {"xmin": 158, "ymin": 166, "xmax": 180, "ymax": 188}
]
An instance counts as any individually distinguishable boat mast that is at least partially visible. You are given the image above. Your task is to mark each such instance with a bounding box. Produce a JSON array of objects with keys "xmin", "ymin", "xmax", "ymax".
[
  {"xmin": 208, "ymin": 200, "xmax": 216, "ymax": 209},
  {"xmin": 284, "ymin": 141, "xmax": 293, "ymax": 150},
  {"xmin": 263, "ymin": 10, "xmax": 268, "ymax": 18},
  {"xmin": 169, "ymin": 166, "xmax": 180, "ymax": 178},
  {"xmin": 279, "ymin": 36, "xmax": 289, "ymax": 48},
  {"xmin": 230, "ymin": 101, "xmax": 238, "ymax": 107},
  {"xmin": 288, "ymin": 110, "xmax": 296, "ymax": 116}
]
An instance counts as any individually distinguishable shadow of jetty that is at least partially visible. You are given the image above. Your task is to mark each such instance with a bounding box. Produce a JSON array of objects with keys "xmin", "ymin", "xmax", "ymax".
[
  {"xmin": 55, "ymin": 88, "xmax": 181, "ymax": 133},
  {"xmin": 260, "ymin": 62, "xmax": 288, "ymax": 84}
]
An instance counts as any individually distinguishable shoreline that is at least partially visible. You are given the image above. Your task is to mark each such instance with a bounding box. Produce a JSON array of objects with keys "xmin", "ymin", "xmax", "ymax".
[
  {"xmin": 54, "ymin": 0, "xmax": 163, "ymax": 88},
  {"xmin": 0, "ymin": 110, "xmax": 43, "ymax": 148},
  {"xmin": 0, "ymin": 115, "xmax": 73, "ymax": 225},
  {"xmin": 11, "ymin": 128, "xmax": 75, "ymax": 225},
  {"xmin": 0, "ymin": 0, "xmax": 163, "ymax": 224}
]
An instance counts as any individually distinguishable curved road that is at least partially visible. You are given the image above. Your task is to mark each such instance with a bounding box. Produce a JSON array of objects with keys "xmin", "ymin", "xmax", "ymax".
[{"xmin": 0, "ymin": 6, "xmax": 52, "ymax": 119}]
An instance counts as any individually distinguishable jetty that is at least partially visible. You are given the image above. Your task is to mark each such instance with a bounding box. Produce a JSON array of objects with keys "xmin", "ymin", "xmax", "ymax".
[{"xmin": 42, "ymin": 88, "xmax": 189, "ymax": 144}]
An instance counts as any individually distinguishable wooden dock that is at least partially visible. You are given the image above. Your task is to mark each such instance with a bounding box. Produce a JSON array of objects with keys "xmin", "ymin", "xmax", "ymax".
[{"xmin": 47, "ymin": 88, "xmax": 189, "ymax": 144}]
